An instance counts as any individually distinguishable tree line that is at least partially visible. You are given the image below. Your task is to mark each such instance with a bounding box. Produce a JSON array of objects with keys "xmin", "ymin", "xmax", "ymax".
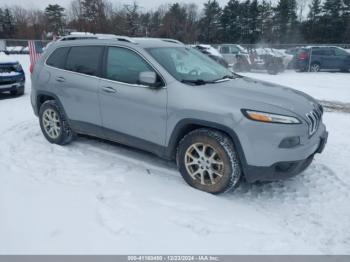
[{"xmin": 0, "ymin": 0, "xmax": 349, "ymax": 44}]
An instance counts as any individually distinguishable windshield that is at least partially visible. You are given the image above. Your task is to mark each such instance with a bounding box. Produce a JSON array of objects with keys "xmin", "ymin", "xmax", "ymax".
[{"xmin": 147, "ymin": 47, "xmax": 235, "ymax": 84}]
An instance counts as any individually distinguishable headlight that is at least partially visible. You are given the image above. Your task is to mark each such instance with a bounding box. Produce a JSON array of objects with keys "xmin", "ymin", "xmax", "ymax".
[{"xmin": 242, "ymin": 109, "xmax": 301, "ymax": 124}]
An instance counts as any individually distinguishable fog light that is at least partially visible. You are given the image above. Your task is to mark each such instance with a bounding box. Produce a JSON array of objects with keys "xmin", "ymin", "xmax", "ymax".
[{"xmin": 279, "ymin": 136, "xmax": 300, "ymax": 148}]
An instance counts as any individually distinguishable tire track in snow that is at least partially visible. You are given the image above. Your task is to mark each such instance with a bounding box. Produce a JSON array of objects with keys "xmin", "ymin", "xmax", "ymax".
[
  {"xmin": 230, "ymin": 163, "xmax": 350, "ymax": 254},
  {"xmin": 1, "ymin": 120, "xmax": 350, "ymax": 253}
]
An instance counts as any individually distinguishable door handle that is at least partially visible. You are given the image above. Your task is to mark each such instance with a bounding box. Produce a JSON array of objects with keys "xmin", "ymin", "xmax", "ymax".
[
  {"xmin": 56, "ymin": 76, "xmax": 65, "ymax": 83},
  {"xmin": 102, "ymin": 86, "xmax": 117, "ymax": 93}
]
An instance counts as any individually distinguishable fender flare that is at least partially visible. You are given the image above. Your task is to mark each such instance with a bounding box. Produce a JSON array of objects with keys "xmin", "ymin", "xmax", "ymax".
[{"xmin": 165, "ymin": 118, "xmax": 248, "ymax": 169}]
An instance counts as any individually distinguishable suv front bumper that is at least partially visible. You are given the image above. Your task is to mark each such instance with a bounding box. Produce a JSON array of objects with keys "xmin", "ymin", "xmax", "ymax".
[
  {"xmin": 244, "ymin": 130, "xmax": 328, "ymax": 183},
  {"xmin": 0, "ymin": 82, "xmax": 25, "ymax": 93}
]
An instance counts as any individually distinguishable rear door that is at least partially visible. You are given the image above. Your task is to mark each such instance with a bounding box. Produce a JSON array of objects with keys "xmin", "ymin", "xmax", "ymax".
[
  {"xmin": 98, "ymin": 46, "xmax": 167, "ymax": 147},
  {"xmin": 312, "ymin": 48, "xmax": 337, "ymax": 69},
  {"xmin": 50, "ymin": 45, "xmax": 104, "ymax": 129}
]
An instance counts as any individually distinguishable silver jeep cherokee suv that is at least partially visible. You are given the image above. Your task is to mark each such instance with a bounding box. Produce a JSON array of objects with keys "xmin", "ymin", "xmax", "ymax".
[{"xmin": 31, "ymin": 37, "xmax": 328, "ymax": 194}]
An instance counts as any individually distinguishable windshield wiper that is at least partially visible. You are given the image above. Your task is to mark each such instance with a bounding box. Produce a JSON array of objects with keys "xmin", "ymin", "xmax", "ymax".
[
  {"xmin": 213, "ymin": 74, "xmax": 240, "ymax": 82},
  {"xmin": 181, "ymin": 79, "xmax": 215, "ymax": 85}
]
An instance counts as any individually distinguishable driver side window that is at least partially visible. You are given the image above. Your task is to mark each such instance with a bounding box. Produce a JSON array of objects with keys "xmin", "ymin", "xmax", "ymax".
[{"xmin": 106, "ymin": 47, "xmax": 156, "ymax": 85}]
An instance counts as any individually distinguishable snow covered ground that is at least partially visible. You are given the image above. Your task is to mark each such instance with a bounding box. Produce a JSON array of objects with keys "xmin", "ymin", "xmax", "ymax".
[
  {"xmin": 1, "ymin": 55, "xmax": 350, "ymax": 254},
  {"xmin": 241, "ymin": 71, "xmax": 350, "ymax": 104}
]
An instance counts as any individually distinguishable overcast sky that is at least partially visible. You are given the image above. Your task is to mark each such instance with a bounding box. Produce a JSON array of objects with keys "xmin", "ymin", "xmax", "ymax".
[{"xmin": 0, "ymin": 0, "xmax": 233, "ymax": 11}]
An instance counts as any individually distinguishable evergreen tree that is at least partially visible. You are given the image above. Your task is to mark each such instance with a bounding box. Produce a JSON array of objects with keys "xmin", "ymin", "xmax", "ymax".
[
  {"xmin": 199, "ymin": 0, "xmax": 222, "ymax": 43},
  {"xmin": 159, "ymin": 3, "xmax": 188, "ymax": 42},
  {"xmin": 274, "ymin": 0, "xmax": 299, "ymax": 43},
  {"xmin": 247, "ymin": 0, "xmax": 260, "ymax": 43},
  {"xmin": 343, "ymin": 0, "xmax": 350, "ymax": 42},
  {"xmin": 81, "ymin": 0, "xmax": 107, "ymax": 33},
  {"xmin": 308, "ymin": 0, "xmax": 322, "ymax": 21},
  {"xmin": 125, "ymin": 2, "xmax": 140, "ymax": 36},
  {"xmin": 220, "ymin": 0, "xmax": 241, "ymax": 43},
  {"xmin": 148, "ymin": 11, "xmax": 163, "ymax": 37},
  {"xmin": 322, "ymin": 0, "xmax": 342, "ymax": 17},
  {"xmin": 303, "ymin": 0, "xmax": 323, "ymax": 43},
  {"xmin": 321, "ymin": 0, "xmax": 345, "ymax": 42},
  {"xmin": 240, "ymin": 0, "xmax": 251, "ymax": 43},
  {"xmin": 44, "ymin": 4, "xmax": 65, "ymax": 35},
  {"xmin": 258, "ymin": 0, "xmax": 274, "ymax": 43},
  {"xmin": 0, "ymin": 8, "xmax": 16, "ymax": 38}
]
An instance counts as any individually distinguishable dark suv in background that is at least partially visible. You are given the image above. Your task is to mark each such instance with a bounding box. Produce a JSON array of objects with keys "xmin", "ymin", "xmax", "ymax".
[
  {"xmin": 295, "ymin": 46, "xmax": 350, "ymax": 72},
  {"xmin": 0, "ymin": 54, "xmax": 25, "ymax": 96}
]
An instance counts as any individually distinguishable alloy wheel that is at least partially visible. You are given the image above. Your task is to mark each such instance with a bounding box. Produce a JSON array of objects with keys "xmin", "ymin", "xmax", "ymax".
[
  {"xmin": 42, "ymin": 109, "xmax": 61, "ymax": 139},
  {"xmin": 311, "ymin": 64, "xmax": 320, "ymax": 72},
  {"xmin": 185, "ymin": 143, "xmax": 225, "ymax": 185}
]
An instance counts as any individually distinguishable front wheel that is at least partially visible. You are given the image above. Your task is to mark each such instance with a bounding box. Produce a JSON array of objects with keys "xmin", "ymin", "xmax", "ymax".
[{"xmin": 177, "ymin": 129, "xmax": 242, "ymax": 194}]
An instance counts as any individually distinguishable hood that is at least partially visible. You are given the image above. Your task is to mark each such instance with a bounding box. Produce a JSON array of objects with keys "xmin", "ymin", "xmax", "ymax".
[
  {"xmin": 204, "ymin": 76, "xmax": 318, "ymax": 118},
  {"xmin": 0, "ymin": 52, "xmax": 19, "ymax": 64}
]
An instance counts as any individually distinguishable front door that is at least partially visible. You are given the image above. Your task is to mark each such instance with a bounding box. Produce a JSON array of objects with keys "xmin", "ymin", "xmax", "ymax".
[{"xmin": 99, "ymin": 46, "xmax": 167, "ymax": 148}]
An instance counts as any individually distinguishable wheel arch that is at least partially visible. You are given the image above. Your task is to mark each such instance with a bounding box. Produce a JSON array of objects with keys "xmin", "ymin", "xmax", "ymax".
[
  {"xmin": 36, "ymin": 91, "xmax": 65, "ymax": 116},
  {"xmin": 165, "ymin": 119, "xmax": 247, "ymax": 168}
]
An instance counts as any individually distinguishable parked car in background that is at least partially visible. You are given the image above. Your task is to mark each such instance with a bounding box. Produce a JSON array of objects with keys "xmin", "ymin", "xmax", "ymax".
[
  {"xmin": 285, "ymin": 47, "xmax": 302, "ymax": 69},
  {"xmin": 192, "ymin": 44, "xmax": 229, "ymax": 68},
  {"xmin": 5, "ymin": 46, "xmax": 29, "ymax": 55},
  {"xmin": 248, "ymin": 48, "xmax": 293, "ymax": 75},
  {"xmin": 0, "ymin": 52, "xmax": 25, "ymax": 96},
  {"xmin": 295, "ymin": 46, "xmax": 350, "ymax": 72},
  {"xmin": 214, "ymin": 44, "xmax": 251, "ymax": 70},
  {"xmin": 31, "ymin": 37, "xmax": 328, "ymax": 194}
]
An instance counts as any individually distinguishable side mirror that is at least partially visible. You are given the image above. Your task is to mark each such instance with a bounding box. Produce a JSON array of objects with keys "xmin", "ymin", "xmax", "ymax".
[{"xmin": 139, "ymin": 71, "xmax": 157, "ymax": 87}]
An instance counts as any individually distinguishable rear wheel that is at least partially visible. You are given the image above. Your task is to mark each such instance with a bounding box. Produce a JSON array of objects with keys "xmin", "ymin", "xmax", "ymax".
[
  {"xmin": 39, "ymin": 100, "xmax": 74, "ymax": 145},
  {"xmin": 310, "ymin": 62, "xmax": 321, "ymax": 72},
  {"xmin": 177, "ymin": 129, "xmax": 242, "ymax": 194}
]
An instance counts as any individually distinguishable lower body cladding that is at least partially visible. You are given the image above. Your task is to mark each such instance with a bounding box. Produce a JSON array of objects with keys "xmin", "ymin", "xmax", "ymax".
[{"xmin": 236, "ymin": 119, "xmax": 328, "ymax": 183}]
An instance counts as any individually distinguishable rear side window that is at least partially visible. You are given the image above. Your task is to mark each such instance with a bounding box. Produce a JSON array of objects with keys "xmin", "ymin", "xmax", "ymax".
[
  {"xmin": 65, "ymin": 46, "xmax": 104, "ymax": 76},
  {"xmin": 220, "ymin": 46, "xmax": 230, "ymax": 54},
  {"xmin": 46, "ymin": 47, "xmax": 70, "ymax": 69},
  {"xmin": 312, "ymin": 48, "xmax": 333, "ymax": 56}
]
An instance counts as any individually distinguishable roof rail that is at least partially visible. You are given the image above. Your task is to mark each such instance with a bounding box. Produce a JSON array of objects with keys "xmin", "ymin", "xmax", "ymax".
[
  {"xmin": 112, "ymin": 36, "xmax": 137, "ymax": 44},
  {"xmin": 161, "ymin": 38, "xmax": 183, "ymax": 44},
  {"xmin": 62, "ymin": 32, "xmax": 137, "ymax": 44}
]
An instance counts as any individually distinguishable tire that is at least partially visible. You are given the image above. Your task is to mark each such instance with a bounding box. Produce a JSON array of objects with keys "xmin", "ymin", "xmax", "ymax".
[
  {"xmin": 39, "ymin": 100, "xmax": 74, "ymax": 145},
  {"xmin": 310, "ymin": 62, "xmax": 321, "ymax": 72},
  {"xmin": 176, "ymin": 128, "xmax": 242, "ymax": 194},
  {"xmin": 10, "ymin": 87, "xmax": 24, "ymax": 96},
  {"xmin": 267, "ymin": 63, "xmax": 279, "ymax": 75}
]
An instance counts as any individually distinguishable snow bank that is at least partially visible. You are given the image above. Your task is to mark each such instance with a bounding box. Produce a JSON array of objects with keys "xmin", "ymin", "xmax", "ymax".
[{"xmin": 241, "ymin": 71, "xmax": 350, "ymax": 103}]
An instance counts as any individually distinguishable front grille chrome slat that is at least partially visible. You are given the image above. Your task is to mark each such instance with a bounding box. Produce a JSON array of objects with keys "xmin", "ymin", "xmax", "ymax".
[{"xmin": 306, "ymin": 108, "xmax": 322, "ymax": 136}]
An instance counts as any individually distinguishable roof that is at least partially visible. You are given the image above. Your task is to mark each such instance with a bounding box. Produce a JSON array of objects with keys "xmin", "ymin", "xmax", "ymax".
[{"xmin": 304, "ymin": 45, "xmax": 343, "ymax": 49}]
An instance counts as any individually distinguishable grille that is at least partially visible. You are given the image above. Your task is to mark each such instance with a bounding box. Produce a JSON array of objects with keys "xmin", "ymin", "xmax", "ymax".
[
  {"xmin": 306, "ymin": 107, "xmax": 322, "ymax": 136},
  {"xmin": 0, "ymin": 79, "xmax": 17, "ymax": 86}
]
